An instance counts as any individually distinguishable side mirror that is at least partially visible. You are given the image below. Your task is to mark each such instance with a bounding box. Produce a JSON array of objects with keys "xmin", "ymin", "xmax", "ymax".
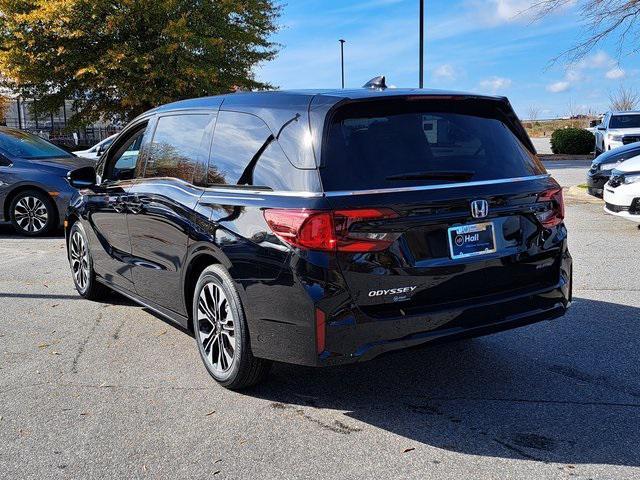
[
  {"xmin": 67, "ymin": 166, "xmax": 97, "ymax": 189},
  {"xmin": 96, "ymin": 144, "xmax": 106, "ymax": 157}
]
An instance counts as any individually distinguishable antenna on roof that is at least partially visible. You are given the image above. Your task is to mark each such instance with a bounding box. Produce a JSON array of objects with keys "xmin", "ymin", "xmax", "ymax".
[{"xmin": 362, "ymin": 76, "xmax": 387, "ymax": 90}]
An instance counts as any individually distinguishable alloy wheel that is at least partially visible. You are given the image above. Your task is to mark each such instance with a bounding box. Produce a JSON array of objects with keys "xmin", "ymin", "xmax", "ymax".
[
  {"xmin": 14, "ymin": 196, "xmax": 48, "ymax": 233},
  {"xmin": 197, "ymin": 282, "xmax": 236, "ymax": 374},
  {"xmin": 69, "ymin": 231, "xmax": 90, "ymax": 291}
]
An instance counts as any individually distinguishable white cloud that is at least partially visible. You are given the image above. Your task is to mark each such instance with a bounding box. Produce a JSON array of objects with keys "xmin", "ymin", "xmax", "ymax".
[
  {"xmin": 480, "ymin": 76, "xmax": 512, "ymax": 93},
  {"xmin": 545, "ymin": 50, "xmax": 625, "ymax": 94},
  {"xmin": 491, "ymin": 0, "xmax": 536, "ymax": 23},
  {"xmin": 565, "ymin": 70, "xmax": 583, "ymax": 82},
  {"xmin": 433, "ymin": 64, "xmax": 458, "ymax": 81},
  {"xmin": 605, "ymin": 67, "xmax": 626, "ymax": 80},
  {"xmin": 576, "ymin": 51, "xmax": 616, "ymax": 70},
  {"xmin": 546, "ymin": 81, "xmax": 571, "ymax": 93}
]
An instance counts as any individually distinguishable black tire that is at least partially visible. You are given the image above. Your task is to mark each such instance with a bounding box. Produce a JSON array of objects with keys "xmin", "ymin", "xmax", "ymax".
[
  {"xmin": 9, "ymin": 189, "xmax": 57, "ymax": 236},
  {"xmin": 68, "ymin": 222, "xmax": 110, "ymax": 300},
  {"xmin": 192, "ymin": 265, "xmax": 271, "ymax": 390}
]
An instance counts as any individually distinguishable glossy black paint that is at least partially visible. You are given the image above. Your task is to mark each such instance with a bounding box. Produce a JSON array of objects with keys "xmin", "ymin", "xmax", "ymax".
[{"xmin": 66, "ymin": 89, "xmax": 572, "ymax": 368}]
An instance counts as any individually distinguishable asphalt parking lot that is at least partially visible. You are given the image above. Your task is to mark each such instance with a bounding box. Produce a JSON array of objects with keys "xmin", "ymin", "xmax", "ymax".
[{"xmin": 2, "ymin": 161, "xmax": 639, "ymax": 479}]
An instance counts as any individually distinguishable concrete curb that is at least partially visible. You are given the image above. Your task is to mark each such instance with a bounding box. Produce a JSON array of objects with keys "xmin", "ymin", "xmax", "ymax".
[
  {"xmin": 564, "ymin": 185, "xmax": 602, "ymax": 205},
  {"xmin": 539, "ymin": 154, "xmax": 593, "ymax": 162}
]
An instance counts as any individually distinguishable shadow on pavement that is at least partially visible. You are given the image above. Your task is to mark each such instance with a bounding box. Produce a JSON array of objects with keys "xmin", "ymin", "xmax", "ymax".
[
  {"xmin": 250, "ymin": 297, "xmax": 640, "ymax": 467},
  {"xmin": 0, "ymin": 223, "xmax": 64, "ymax": 239}
]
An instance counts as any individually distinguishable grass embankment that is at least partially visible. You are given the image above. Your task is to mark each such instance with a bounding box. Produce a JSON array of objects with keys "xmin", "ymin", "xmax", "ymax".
[{"xmin": 523, "ymin": 118, "xmax": 595, "ymax": 138}]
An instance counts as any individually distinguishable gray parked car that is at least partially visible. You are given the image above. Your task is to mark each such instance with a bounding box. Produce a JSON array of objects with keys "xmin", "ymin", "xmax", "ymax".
[{"xmin": 0, "ymin": 127, "xmax": 90, "ymax": 236}]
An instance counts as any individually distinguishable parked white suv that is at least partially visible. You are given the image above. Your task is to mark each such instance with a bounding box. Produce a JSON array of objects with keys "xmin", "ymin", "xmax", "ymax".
[
  {"xmin": 603, "ymin": 154, "xmax": 640, "ymax": 224},
  {"xmin": 595, "ymin": 111, "xmax": 640, "ymax": 156}
]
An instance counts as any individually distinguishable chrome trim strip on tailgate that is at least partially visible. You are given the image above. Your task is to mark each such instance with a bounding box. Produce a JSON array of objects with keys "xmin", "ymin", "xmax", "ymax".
[
  {"xmin": 323, "ymin": 174, "xmax": 551, "ymax": 197},
  {"xmin": 198, "ymin": 174, "xmax": 551, "ymax": 198}
]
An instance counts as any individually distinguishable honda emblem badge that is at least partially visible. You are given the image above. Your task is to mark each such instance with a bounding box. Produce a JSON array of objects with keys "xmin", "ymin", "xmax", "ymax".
[{"xmin": 470, "ymin": 199, "xmax": 489, "ymax": 219}]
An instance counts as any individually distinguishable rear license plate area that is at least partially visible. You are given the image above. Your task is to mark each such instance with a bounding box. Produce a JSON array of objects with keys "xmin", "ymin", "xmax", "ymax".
[{"xmin": 448, "ymin": 222, "xmax": 497, "ymax": 259}]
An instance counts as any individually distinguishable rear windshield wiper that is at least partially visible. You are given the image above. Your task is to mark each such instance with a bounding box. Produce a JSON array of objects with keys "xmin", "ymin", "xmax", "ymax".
[{"xmin": 385, "ymin": 170, "xmax": 475, "ymax": 181}]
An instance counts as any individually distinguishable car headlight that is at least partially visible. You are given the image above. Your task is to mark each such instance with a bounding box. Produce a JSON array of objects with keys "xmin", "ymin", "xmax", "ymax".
[
  {"xmin": 624, "ymin": 174, "xmax": 640, "ymax": 184},
  {"xmin": 608, "ymin": 134, "xmax": 624, "ymax": 141},
  {"xmin": 599, "ymin": 161, "xmax": 620, "ymax": 171}
]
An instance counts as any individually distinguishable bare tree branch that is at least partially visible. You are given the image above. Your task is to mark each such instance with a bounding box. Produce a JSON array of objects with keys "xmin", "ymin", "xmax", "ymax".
[
  {"xmin": 532, "ymin": 1, "xmax": 640, "ymax": 63},
  {"xmin": 609, "ymin": 85, "xmax": 640, "ymax": 110}
]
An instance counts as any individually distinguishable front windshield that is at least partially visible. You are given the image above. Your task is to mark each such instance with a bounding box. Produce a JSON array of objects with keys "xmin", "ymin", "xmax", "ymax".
[
  {"xmin": 0, "ymin": 129, "xmax": 73, "ymax": 159},
  {"xmin": 609, "ymin": 115, "xmax": 640, "ymax": 129}
]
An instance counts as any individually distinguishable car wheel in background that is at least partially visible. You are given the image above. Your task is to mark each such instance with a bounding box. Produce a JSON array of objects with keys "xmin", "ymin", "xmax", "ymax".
[
  {"xmin": 68, "ymin": 222, "xmax": 110, "ymax": 300},
  {"xmin": 193, "ymin": 265, "xmax": 271, "ymax": 390},
  {"xmin": 9, "ymin": 189, "xmax": 56, "ymax": 236}
]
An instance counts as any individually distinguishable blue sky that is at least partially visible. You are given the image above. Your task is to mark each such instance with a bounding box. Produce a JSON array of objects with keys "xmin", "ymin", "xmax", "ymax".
[{"xmin": 256, "ymin": 0, "xmax": 640, "ymax": 118}]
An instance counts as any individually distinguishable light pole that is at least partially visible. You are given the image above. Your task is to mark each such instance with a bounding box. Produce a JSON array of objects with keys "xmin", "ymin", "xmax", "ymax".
[
  {"xmin": 419, "ymin": 0, "xmax": 424, "ymax": 88},
  {"xmin": 339, "ymin": 39, "xmax": 346, "ymax": 89}
]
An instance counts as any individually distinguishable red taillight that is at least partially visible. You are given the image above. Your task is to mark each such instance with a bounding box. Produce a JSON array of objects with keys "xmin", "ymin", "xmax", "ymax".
[
  {"xmin": 263, "ymin": 208, "xmax": 399, "ymax": 252},
  {"xmin": 263, "ymin": 209, "xmax": 336, "ymax": 250},
  {"xmin": 536, "ymin": 188, "xmax": 565, "ymax": 228}
]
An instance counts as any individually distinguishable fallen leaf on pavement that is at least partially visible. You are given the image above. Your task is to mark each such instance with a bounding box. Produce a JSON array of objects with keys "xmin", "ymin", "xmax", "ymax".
[
  {"xmin": 206, "ymin": 410, "xmax": 216, "ymax": 416},
  {"xmin": 403, "ymin": 448, "xmax": 415, "ymax": 453}
]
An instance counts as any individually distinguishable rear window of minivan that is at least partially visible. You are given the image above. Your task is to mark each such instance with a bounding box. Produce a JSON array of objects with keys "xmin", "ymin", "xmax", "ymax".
[{"xmin": 321, "ymin": 99, "xmax": 545, "ymax": 191}]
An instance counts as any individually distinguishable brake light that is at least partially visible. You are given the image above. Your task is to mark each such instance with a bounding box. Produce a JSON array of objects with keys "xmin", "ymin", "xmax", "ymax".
[
  {"xmin": 536, "ymin": 188, "xmax": 565, "ymax": 228},
  {"xmin": 263, "ymin": 208, "xmax": 399, "ymax": 252}
]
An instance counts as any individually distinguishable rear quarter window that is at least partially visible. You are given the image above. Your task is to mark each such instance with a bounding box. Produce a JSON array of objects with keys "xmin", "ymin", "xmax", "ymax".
[
  {"xmin": 321, "ymin": 99, "xmax": 544, "ymax": 191},
  {"xmin": 208, "ymin": 111, "xmax": 317, "ymax": 191}
]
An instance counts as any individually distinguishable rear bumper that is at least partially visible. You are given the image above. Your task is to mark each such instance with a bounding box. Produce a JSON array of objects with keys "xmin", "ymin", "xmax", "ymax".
[
  {"xmin": 320, "ymin": 278, "xmax": 571, "ymax": 366},
  {"xmin": 249, "ymin": 250, "xmax": 572, "ymax": 367}
]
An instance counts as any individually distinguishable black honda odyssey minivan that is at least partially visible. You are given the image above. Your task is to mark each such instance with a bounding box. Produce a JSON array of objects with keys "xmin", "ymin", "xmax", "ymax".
[{"xmin": 66, "ymin": 88, "xmax": 572, "ymax": 389}]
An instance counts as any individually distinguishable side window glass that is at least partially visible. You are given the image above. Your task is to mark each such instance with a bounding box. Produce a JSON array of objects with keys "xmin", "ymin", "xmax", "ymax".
[
  {"xmin": 208, "ymin": 111, "xmax": 273, "ymax": 186},
  {"xmin": 252, "ymin": 141, "xmax": 293, "ymax": 189},
  {"xmin": 144, "ymin": 114, "xmax": 213, "ymax": 183},
  {"xmin": 104, "ymin": 125, "xmax": 147, "ymax": 182}
]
